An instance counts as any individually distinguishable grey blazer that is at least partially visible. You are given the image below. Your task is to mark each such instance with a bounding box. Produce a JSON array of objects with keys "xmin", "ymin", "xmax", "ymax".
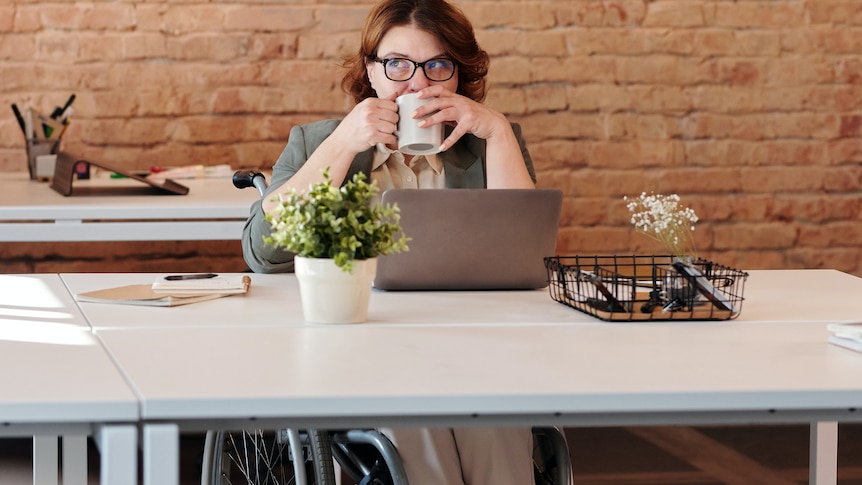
[{"xmin": 242, "ymin": 119, "xmax": 536, "ymax": 274}]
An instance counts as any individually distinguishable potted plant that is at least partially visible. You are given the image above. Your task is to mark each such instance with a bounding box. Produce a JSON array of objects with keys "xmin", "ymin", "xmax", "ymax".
[{"xmin": 264, "ymin": 168, "xmax": 409, "ymax": 323}]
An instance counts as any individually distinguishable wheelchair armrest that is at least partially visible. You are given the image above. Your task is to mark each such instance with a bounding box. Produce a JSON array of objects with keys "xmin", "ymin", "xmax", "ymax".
[{"xmin": 232, "ymin": 169, "xmax": 268, "ymax": 198}]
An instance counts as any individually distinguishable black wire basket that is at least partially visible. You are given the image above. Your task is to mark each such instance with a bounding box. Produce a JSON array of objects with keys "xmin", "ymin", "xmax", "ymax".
[{"xmin": 544, "ymin": 255, "xmax": 749, "ymax": 322}]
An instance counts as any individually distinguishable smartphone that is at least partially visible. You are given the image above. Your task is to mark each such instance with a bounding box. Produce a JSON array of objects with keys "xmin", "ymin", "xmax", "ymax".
[{"xmin": 163, "ymin": 273, "xmax": 218, "ymax": 281}]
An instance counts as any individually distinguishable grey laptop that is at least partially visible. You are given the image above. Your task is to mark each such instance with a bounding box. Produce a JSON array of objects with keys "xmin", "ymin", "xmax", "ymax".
[{"xmin": 373, "ymin": 188, "xmax": 563, "ymax": 291}]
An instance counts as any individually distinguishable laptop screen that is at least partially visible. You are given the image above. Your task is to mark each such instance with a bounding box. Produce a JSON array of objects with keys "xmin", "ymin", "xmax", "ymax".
[{"xmin": 373, "ymin": 188, "xmax": 562, "ymax": 291}]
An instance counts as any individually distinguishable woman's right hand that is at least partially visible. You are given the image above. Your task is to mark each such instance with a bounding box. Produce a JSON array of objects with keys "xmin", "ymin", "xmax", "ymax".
[
  {"xmin": 267, "ymin": 93, "xmax": 400, "ymax": 201},
  {"xmin": 331, "ymin": 93, "xmax": 399, "ymax": 154}
]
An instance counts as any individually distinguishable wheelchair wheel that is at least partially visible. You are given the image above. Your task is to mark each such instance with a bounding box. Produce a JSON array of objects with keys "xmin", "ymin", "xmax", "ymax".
[{"xmin": 202, "ymin": 428, "xmax": 336, "ymax": 485}]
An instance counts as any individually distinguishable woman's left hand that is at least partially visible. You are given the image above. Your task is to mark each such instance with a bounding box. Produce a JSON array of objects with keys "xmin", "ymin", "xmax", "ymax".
[{"xmin": 410, "ymin": 86, "xmax": 510, "ymax": 152}]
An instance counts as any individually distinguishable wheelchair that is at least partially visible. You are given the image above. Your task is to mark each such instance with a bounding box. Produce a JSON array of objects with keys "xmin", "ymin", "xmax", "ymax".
[
  {"xmin": 199, "ymin": 170, "xmax": 574, "ymax": 485},
  {"xmin": 201, "ymin": 426, "xmax": 571, "ymax": 485}
]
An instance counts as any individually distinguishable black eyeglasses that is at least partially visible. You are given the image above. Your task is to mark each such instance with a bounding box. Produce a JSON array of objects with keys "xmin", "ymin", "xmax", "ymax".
[{"xmin": 371, "ymin": 57, "xmax": 456, "ymax": 82}]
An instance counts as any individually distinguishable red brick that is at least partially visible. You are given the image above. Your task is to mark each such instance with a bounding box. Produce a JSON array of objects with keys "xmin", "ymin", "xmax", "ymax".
[
  {"xmin": 12, "ymin": 6, "xmax": 41, "ymax": 32},
  {"xmin": 521, "ymin": 112, "xmax": 604, "ymax": 141},
  {"xmin": 85, "ymin": 4, "xmax": 136, "ymax": 30},
  {"xmin": 525, "ymin": 141, "xmax": 588, "ymax": 171},
  {"xmin": 827, "ymin": 139, "xmax": 862, "ymax": 164},
  {"xmin": 313, "ymin": 6, "xmax": 368, "ymax": 34},
  {"xmin": 461, "ymin": 2, "xmax": 555, "ymax": 30},
  {"xmin": 225, "ymin": 6, "xmax": 315, "ymax": 32},
  {"xmin": 556, "ymin": 226, "xmax": 633, "ymax": 254},
  {"xmin": 713, "ymin": 222, "xmax": 798, "ymax": 250},
  {"xmin": 715, "ymin": 2, "xmax": 807, "ymax": 28},
  {"xmin": 486, "ymin": 87, "xmax": 527, "ymax": 115},
  {"xmin": 265, "ymin": 59, "xmax": 343, "ymax": 85},
  {"xmin": 523, "ymin": 85, "xmax": 568, "ymax": 113},
  {"xmin": 122, "ymin": 33, "xmax": 168, "ymax": 60},
  {"xmin": 739, "ymin": 166, "xmax": 830, "ymax": 193},
  {"xmin": 799, "ymin": 222, "xmax": 862, "ymax": 248},
  {"xmin": 520, "ymin": 32, "xmax": 568, "ymax": 57},
  {"xmin": 694, "ymin": 30, "xmax": 780, "ymax": 56},
  {"xmin": 785, "ymin": 247, "xmax": 862, "ymax": 274},
  {"xmin": 552, "ymin": 1, "xmax": 646, "ymax": 27},
  {"xmin": 823, "ymin": 165, "xmax": 862, "ymax": 193},
  {"xmin": 616, "ymin": 55, "xmax": 680, "ymax": 84},
  {"xmin": 0, "ymin": 33, "xmax": 35, "ymax": 60},
  {"xmin": 476, "ymin": 31, "xmax": 522, "ymax": 57},
  {"xmin": 643, "ymin": 1, "xmax": 709, "ymax": 28},
  {"xmin": 808, "ymin": 1, "xmax": 862, "ymax": 25},
  {"xmin": 297, "ymin": 32, "xmax": 363, "ymax": 60},
  {"xmin": 0, "ymin": 6, "xmax": 13, "ymax": 32}
]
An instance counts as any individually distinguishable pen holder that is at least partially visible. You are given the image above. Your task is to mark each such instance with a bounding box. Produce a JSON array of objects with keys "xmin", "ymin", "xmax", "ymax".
[{"xmin": 26, "ymin": 138, "xmax": 60, "ymax": 181}]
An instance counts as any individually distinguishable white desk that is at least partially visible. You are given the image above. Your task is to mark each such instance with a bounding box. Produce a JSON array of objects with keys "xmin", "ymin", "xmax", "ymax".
[
  {"xmin": 0, "ymin": 274, "xmax": 139, "ymax": 485},
  {"xmin": 0, "ymin": 172, "xmax": 259, "ymax": 242},
  {"xmin": 65, "ymin": 269, "xmax": 862, "ymax": 485},
  {"xmin": 61, "ymin": 268, "xmax": 862, "ymax": 328},
  {"xmin": 62, "ymin": 272, "xmax": 580, "ymax": 329}
]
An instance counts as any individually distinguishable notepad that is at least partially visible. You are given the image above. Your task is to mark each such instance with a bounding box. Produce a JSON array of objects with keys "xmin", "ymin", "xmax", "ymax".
[
  {"xmin": 151, "ymin": 274, "xmax": 251, "ymax": 295},
  {"xmin": 76, "ymin": 275, "xmax": 251, "ymax": 307}
]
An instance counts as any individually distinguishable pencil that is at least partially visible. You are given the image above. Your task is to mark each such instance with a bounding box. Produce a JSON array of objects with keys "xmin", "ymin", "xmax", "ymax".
[{"xmin": 11, "ymin": 104, "xmax": 26, "ymax": 137}]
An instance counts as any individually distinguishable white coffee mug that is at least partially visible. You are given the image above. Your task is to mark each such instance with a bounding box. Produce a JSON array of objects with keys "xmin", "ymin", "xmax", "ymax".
[{"xmin": 395, "ymin": 93, "xmax": 444, "ymax": 155}]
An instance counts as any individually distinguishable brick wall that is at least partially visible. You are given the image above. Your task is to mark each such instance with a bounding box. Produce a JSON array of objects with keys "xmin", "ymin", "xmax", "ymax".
[{"xmin": 1, "ymin": 1, "xmax": 861, "ymax": 276}]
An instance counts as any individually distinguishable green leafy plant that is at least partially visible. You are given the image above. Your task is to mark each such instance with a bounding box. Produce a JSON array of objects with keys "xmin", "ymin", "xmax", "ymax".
[{"xmin": 264, "ymin": 168, "xmax": 409, "ymax": 273}]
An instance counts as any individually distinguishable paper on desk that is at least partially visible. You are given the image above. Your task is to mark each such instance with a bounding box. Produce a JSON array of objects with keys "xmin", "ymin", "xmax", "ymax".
[
  {"xmin": 146, "ymin": 164, "xmax": 233, "ymax": 181},
  {"xmin": 827, "ymin": 322, "xmax": 862, "ymax": 341},
  {"xmin": 76, "ymin": 285, "xmax": 228, "ymax": 307},
  {"xmin": 151, "ymin": 275, "xmax": 251, "ymax": 295},
  {"xmin": 828, "ymin": 335, "xmax": 862, "ymax": 353},
  {"xmin": 826, "ymin": 323, "xmax": 862, "ymax": 354}
]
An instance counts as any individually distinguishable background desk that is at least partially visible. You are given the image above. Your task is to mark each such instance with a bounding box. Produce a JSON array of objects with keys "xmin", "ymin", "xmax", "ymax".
[
  {"xmin": 0, "ymin": 274, "xmax": 139, "ymax": 485},
  {"xmin": 63, "ymin": 269, "xmax": 862, "ymax": 485},
  {"xmin": 1, "ymin": 172, "xmax": 259, "ymax": 242}
]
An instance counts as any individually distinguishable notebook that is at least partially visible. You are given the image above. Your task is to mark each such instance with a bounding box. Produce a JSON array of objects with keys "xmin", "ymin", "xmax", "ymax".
[{"xmin": 373, "ymin": 188, "xmax": 563, "ymax": 291}]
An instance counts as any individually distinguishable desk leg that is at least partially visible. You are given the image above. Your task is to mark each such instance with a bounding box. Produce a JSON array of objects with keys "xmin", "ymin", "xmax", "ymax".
[
  {"xmin": 32, "ymin": 435, "xmax": 58, "ymax": 485},
  {"xmin": 94, "ymin": 425, "xmax": 137, "ymax": 485},
  {"xmin": 144, "ymin": 423, "xmax": 179, "ymax": 485},
  {"xmin": 810, "ymin": 421, "xmax": 838, "ymax": 485},
  {"xmin": 62, "ymin": 434, "xmax": 88, "ymax": 485}
]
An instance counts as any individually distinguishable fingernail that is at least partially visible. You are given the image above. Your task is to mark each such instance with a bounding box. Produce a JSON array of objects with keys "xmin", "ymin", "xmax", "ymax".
[{"xmin": 417, "ymin": 119, "xmax": 426, "ymax": 127}]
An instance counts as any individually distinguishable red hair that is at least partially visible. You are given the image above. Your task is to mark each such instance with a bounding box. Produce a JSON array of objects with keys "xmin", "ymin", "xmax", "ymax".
[{"xmin": 341, "ymin": 0, "xmax": 489, "ymax": 104}]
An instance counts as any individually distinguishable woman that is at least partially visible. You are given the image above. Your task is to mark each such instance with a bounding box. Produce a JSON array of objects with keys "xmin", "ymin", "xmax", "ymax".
[{"xmin": 242, "ymin": 0, "xmax": 536, "ymax": 483}]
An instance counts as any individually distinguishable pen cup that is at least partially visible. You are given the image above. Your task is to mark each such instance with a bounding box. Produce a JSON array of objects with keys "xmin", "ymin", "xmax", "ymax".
[{"xmin": 26, "ymin": 139, "xmax": 60, "ymax": 181}]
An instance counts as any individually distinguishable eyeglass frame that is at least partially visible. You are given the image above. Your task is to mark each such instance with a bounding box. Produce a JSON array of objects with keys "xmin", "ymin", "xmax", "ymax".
[{"xmin": 369, "ymin": 56, "xmax": 457, "ymax": 82}]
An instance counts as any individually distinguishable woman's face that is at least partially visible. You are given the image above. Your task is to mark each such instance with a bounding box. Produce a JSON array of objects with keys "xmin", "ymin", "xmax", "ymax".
[{"xmin": 366, "ymin": 25, "xmax": 459, "ymax": 99}]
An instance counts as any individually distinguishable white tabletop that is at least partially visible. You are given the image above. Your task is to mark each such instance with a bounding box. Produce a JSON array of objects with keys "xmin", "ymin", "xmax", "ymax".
[
  {"xmin": 1, "ymin": 172, "xmax": 259, "ymax": 241},
  {"xmin": 62, "ymin": 272, "xmax": 579, "ymax": 329},
  {"xmin": 62, "ymin": 269, "xmax": 862, "ymax": 331},
  {"xmin": 59, "ymin": 268, "xmax": 862, "ymax": 485},
  {"xmin": 75, "ymin": 269, "xmax": 862, "ymax": 427},
  {"xmin": 95, "ymin": 321, "xmax": 862, "ymax": 426},
  {"xmin": 0, "ymin": 274, "xmax": 138, "ymax": 424}
]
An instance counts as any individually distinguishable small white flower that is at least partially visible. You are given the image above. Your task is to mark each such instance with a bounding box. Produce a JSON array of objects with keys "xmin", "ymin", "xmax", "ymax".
[{"xmin": 625, "ymin": 192, "xmax": 698, "ymax": 259}]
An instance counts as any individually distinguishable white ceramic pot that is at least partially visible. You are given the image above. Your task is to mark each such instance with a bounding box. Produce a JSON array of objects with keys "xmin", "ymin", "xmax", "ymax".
[{"xmin": 294, "ymin": 256, "xmax": 377, "ymax": 324}]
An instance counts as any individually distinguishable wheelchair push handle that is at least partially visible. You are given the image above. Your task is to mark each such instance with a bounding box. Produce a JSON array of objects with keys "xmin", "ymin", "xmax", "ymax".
[{"xmin": 232, "ymin": 169, "xmax": 268, "ymax": 198}]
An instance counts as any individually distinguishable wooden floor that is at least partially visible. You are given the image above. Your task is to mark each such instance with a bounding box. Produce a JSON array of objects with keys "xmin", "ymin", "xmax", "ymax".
[
  {"xmin": 566, "ymin": 424, "xmax": 862, "ymax": 485},
  {"xmin": 1, "ymin": 424, "xmax": 862, "ymax": 484}
]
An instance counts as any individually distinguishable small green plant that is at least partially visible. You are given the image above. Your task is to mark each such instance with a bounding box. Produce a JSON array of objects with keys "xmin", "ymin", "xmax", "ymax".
[{"xmin": 264, "ymin": 168, "xmax": 409, "ymax": 273}]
